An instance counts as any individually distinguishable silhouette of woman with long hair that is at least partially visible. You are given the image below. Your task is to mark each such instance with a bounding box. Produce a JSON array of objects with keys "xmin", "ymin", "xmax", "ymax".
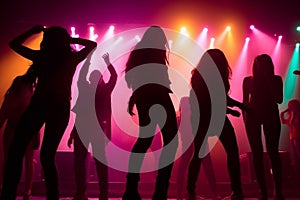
[
  {"xmin": 1, "ymin": 25, "xmax": 97, "ymax": 200},
  {"xmin": 0, "ymin": 71, "xmax": 40, "ymax": 200},
  {"xmin": 243, "ymin": 54, "xmax": 284, "ymax": 200},
  {"xmin": 122, "ymin": 26, "xmax": 178, "ymax": 200},
  {"xmin": 187, "ymin": 49, "xmax": 244, "ymax": 200},
  {"xmin": 280, "ymin": 99, "xmax": 300, "ymax": 184}
]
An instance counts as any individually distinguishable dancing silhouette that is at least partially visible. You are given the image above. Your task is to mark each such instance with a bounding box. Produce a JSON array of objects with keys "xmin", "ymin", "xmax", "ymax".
[
  {"xmin": 280, "ymin": 99, "xmax": 300, "ymax": 185},
  {"xmin": 68, "ymin": 52, "xmax": 117, "ymax": 200},
  {"xmin": 122, "ymin": 26, "xmax": 178, "ymax": 200},
  {"xmin": 187, "ymin": 49, "xmax": 244, "ymax": 200},
  {"xmin": 0, "ymin": 25, "xmax": 97, "ymax": 200},
  {"xmin": 243, "ymin": 54, "xmax": 284, "ymax": 200},
  {"xmin": 0, "ymin": 72, "xmax": 40, "ymax": 200}
]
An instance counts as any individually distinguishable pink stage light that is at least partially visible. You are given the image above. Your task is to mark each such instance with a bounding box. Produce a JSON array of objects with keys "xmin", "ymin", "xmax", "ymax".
[
  {"xmin": 209, "ymin": 37, "xmax": 215, "ymax": 49},
  {"xmin": 196, "ymin": 27, "xmax": 208, "ymax": 48},
  {"xmin": 89, "ymin": 26, "xmax": 98, "ymax": 41},
  {"xmin": 250, "ymin": 25, "xmax": 255, "ymax": 30},
  {"xmin": 109, "ymin": 25, "xmax": 115, "ymax": 32},
  {"xmin": 135, "ymin": 35, "xmax": 141, "ymax": 42}
]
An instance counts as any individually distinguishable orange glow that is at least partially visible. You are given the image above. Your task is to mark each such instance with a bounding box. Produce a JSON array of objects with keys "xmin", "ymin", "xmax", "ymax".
[{"xmin": 0, "ymin": 33, "xmax": 42, "ymax": 105}]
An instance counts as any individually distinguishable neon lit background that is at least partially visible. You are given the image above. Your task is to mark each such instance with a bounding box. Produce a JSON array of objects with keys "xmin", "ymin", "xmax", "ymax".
[{"xmin": 0, "ymin": 0, "xmax": 300, "ymax": 183}]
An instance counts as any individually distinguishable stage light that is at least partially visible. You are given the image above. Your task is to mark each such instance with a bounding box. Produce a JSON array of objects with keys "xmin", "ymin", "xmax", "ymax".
[
  {"xmin": 168, "ymin": 40, "xmax": 173, "ymax": 50},
  {"xmin": 284, "ymin": 42, "xmax": 300, "ymax": 104},
  {"xmin": 196, "ymin": 27, "xmax": 208, "ymax": 48},
  {"xmin": 250, "ymin": 25, "xmax": 255, "ymax": 30},
  {"xmin": 278, "ymin": 35, "xmax": 282, "ymax": 40},
  {"xmin": 296, "ymin": 26, "xmax": 300, "ymax": 32},
  {"xmin": 89, "ymin": 26, "xmax": 98, "ymax": 41},
  {"xmin": 180, "ymin": 26, "xmax": 189, "ymax": 37},
  {"xmin": 245, "ymin": 37, "xmax": 250, "ymax": 42},
  {"xmin": 135, "ymin": 35, "xmax": 141, "ymax": 42},
  {"xmin": 209, "ymin": 37, "xmax": 215, "ymax": 49},
  {"xmin": 70, "ymin": 26, "xmax": 79, "ymax": 37},
  {"xmin": 226, "ymin": 26, "xmax": 231, "ymax": 31},
  {"xmin": 109, "ymin": 25, "xmax": 115, "ymax": 32}
]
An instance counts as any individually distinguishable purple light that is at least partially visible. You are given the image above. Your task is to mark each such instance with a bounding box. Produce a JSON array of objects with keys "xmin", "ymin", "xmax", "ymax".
[{"xmin": 250, "ymin": 25, "xmax": 255, "ymax": 30}]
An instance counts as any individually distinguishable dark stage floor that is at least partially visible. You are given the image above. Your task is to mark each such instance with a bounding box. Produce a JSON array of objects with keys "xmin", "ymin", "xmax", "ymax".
[
  {"xmin": 14, "ymin": 197, "xmax": 300, "ymax": 200},
  {"xmin": 15, "ymin": 180, "xmax": 300, "ymax": 200}
]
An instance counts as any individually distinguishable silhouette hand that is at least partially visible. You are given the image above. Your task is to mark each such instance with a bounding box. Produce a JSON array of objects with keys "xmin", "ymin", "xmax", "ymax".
[
  {"xmin": 67, "ymin": 136, "xmax": 73, "ymax": 148},
  {"xmin": 102, "ymin": 53, "xmax": 111, "ymax": 66},
  {"xmin": 128, "ymin": 95, "xmax": 135, "ymax": 116},
  {"xmin": 293, "ymin": 70, "xmax": 300, "ymax": 75},
  {"xmin": 231, "ymin": 109, "xmax": 241, "ymax": 117},
  {"xmin": 31, "ymin": 25, "xmax": 45, "ymax": 34},
  {"xmin": 227, "ymin": 108, "xmax": 241, "ymax": 117}
]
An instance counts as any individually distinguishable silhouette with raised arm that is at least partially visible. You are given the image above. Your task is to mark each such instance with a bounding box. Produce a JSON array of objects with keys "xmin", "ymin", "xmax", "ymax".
[
  {"xmin": 67, "ymin": 52, "xmax": 117, "ymax": 200},
  {"xmin": 243, "ymin": 54, "xmax": 284, "ymax": 200},
  {"xmin": 0, "ymin": 71, "xmax": 40, "ymax": 200},
  {"xmin": 280, "ymin": 99, "xmax": 300, "ymax": 185},
  {"xmin": 122, "ymin": 26, "xmax": 178, "ymax": 200},
  {"xmin": 0, "ymin": 25, "xmax": 97, "ymax": 200},
  {"xmin": 187, "ymin": 49, "xmax": 244, "ymax": 200}
]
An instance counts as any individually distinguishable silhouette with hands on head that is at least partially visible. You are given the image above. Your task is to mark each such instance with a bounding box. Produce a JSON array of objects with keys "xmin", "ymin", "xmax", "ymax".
[{"xmin": 0, "ymin": 25, "xmax": 97, "ymax": 200}]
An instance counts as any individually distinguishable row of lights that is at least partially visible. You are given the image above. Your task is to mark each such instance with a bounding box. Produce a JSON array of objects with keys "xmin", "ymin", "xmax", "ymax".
[{"xmin": 71, "ymin": 25, "xmax": 288, "ymax": 46}]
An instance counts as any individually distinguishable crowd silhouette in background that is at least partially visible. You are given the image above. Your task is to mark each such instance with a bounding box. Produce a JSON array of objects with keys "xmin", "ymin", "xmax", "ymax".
[{"xmin": 0, "ymin": 24, "xmax": 299, "ymax": 200}]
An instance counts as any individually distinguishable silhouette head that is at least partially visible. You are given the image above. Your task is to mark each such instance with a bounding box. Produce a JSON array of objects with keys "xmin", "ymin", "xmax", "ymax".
[
  {"xmin": 253, "ymin": 54, "xmax": 275, "ymax": 79},
  {"xmin": 137, "ymin": 25, "xmax": 169, "ymax": 50},
  {"xmin": 41, "ymin": 26, "xmax": 71, "ymax": 50},
  {"xmin": 89, "ymin": 70, "xmax": 102, "ymax": 85},
  {"xmin": 197, "ymin": 49, "xmax": 231, "ymax": 92},
  {"xmin": 126, "ymin": 26, "xmax": 169, "ymax": 72},
  {"xmin": 206, "ymin": 49, "xmax": 232, "ymax": 80}
]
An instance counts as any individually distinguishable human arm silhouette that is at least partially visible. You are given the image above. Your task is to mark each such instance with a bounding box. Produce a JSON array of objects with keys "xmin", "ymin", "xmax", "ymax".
[
  {"xmin": 227, "ymin": 95, "xmax": 246, "ymax": 111},
  {"xmin": 70, "ymin": 37, "xmax": 97, "ymax": 62},
  {"xmin": 128, "ymin": 94, "xmax": 136, "ymax": 116},
  {"xmin": 9, "ymin": 25, "xmax": 45, "ymax": 60},
  {"xmin": 294, "ymin": 70, "xmax": 300, "ymax": 75},
  {"xmin": 280, "ymin": 109, "xmax": 289, "ymax": 124},
  {"xmin": 227, "ymin": 107, "xmax": 241, "ymax": 117},
  {"xmin": 78, "ymin": 51, "xmax": 93, "ymax": 84},
  {"xmin": 102, "ymin": 53, "xmax": 117, "ymax": 91},
  {"xmin": 242, "ymin": 77, "xmax": 252, "ymax": 121},
  {"xmin": 67, "ymin": 127, "xmax": 76, "ymax": 148}
]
